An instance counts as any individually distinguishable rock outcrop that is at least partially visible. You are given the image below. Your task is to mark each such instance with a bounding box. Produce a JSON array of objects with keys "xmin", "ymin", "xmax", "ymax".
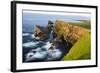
[
  {"xmin": 33, "ymin": 25, "xmax": 48, "ymax": 40},
  {"xmin": 54, "ymin": 20, "xmax": 90, "ymax": 45},
  {"xmin": 33, "ymin": 22, "xmax": 54, "ymax": 40}
]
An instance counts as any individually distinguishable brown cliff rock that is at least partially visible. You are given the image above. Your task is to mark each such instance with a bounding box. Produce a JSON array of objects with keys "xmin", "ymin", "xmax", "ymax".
[{"xmin": 54, "ymin": 20, "xmax": 90, "ymax": 45}]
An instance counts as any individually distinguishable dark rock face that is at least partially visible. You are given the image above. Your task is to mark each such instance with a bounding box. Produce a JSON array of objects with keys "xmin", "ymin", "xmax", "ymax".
[
  {"xmin": 53, "ymin": 35, "xmax": 73, "ymax": 58},
  {"xmin": 48, "ymin": 20, "xmax": 54, "ymax": 25}
]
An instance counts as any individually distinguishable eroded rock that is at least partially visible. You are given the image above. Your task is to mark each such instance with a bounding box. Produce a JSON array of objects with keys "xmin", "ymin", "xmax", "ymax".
[{"xmin": 54, "ymin": 20, "xmax": 90, "ymax": 45}]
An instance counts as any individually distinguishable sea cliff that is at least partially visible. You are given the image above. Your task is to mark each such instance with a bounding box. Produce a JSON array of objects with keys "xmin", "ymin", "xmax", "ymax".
[{"xmin": 54, "ymin": 20, "xmax": 90, "ymax": 45}]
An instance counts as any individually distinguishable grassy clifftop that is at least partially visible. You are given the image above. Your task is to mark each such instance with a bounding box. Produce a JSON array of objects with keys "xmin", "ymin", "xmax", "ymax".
[
  {"xmin": 68, "ymin": 20, "xmax": 91, "ymax": 29},
  {"xmin": 63, "ymin": 32, "xmax": 91, "ymax": 60}
]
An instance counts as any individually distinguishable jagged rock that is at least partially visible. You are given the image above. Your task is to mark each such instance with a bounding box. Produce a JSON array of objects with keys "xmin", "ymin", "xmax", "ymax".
[
  {"xmin": 48, "ymin": 20, "xmax": 54, "ymax": 25},
  {"xmin": 32, "ymin": 20, "xmax": 54, "ymax": 41},
  {"xmin": 54, "ymin": 20, "xmax": 90, "ymax": 45},
  {"xmin": 32, "ymin": 25, "xmax": 51, "ymax": 40}
]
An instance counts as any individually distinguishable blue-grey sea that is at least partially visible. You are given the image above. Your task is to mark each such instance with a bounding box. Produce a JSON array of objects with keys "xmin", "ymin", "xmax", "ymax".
[{"xmin": 22, "ymin": 32, "xmax": 67, "ymax": 62}]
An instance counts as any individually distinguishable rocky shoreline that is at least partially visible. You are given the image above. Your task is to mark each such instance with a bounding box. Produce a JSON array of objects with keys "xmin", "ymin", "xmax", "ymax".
[{"xmin": 23, "ymin": 20, "xmax": 90, "ymax": 62}]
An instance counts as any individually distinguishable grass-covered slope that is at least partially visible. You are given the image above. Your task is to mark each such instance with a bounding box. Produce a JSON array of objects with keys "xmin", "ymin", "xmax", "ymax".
[
  {"xmin": 68, "ymin": 20, "xmax": 91, "ymax": 29},
  {"xmin": 63, "ymin": 32, "xmax": 91, "ymax": 60}
]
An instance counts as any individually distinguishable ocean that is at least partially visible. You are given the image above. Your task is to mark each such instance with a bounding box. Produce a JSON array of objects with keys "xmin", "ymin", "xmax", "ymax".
[{"xmin": 22, "ymin": 32, "xmax": 66, "ymax": 62}]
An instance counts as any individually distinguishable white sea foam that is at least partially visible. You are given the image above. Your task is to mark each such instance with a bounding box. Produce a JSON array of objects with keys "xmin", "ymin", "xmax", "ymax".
[
  {"xmin": 25, "ymin": 52, "xmax": 35, "ymax": 61},
  {"xmin": 33, "ymin": 36, "xmax": 40, "ymax": 40},
  {"xmin": 23, "ymin": 41, "xmax": 40, "ymax": 48},
  {"xmin": 47, "ymin": 49, "xmax": 62, "ymax": 60},
  {"xmin": 33, "ymin": 51, "xmax": 47, "ymax": 59},
  {"xmin": 25, "ymin": 47, "xmax": 48, "ymax": 61},
  {"xmin": 31, "ymin": 34, "xmax": 35, "ymax": 38},
  {"xmin": 22, "ymin": 33, "xmax": 30, "ymax": 36},
  {"xmin": 42, "ymin": 42, "xmax": 52, "ymax": 50},
  {"xmin": 25, "ymin": 41, "xmax": 62, "ymax": 61}
]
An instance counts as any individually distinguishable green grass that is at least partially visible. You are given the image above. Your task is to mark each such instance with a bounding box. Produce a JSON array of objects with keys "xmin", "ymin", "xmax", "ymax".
[
  {"xmin": 68, "ymin": 20, "xmax": 91, "ymax": 29},
  {"xmin": 63, "ymin": 32, "xmax": 91, "ymax": 60}
]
